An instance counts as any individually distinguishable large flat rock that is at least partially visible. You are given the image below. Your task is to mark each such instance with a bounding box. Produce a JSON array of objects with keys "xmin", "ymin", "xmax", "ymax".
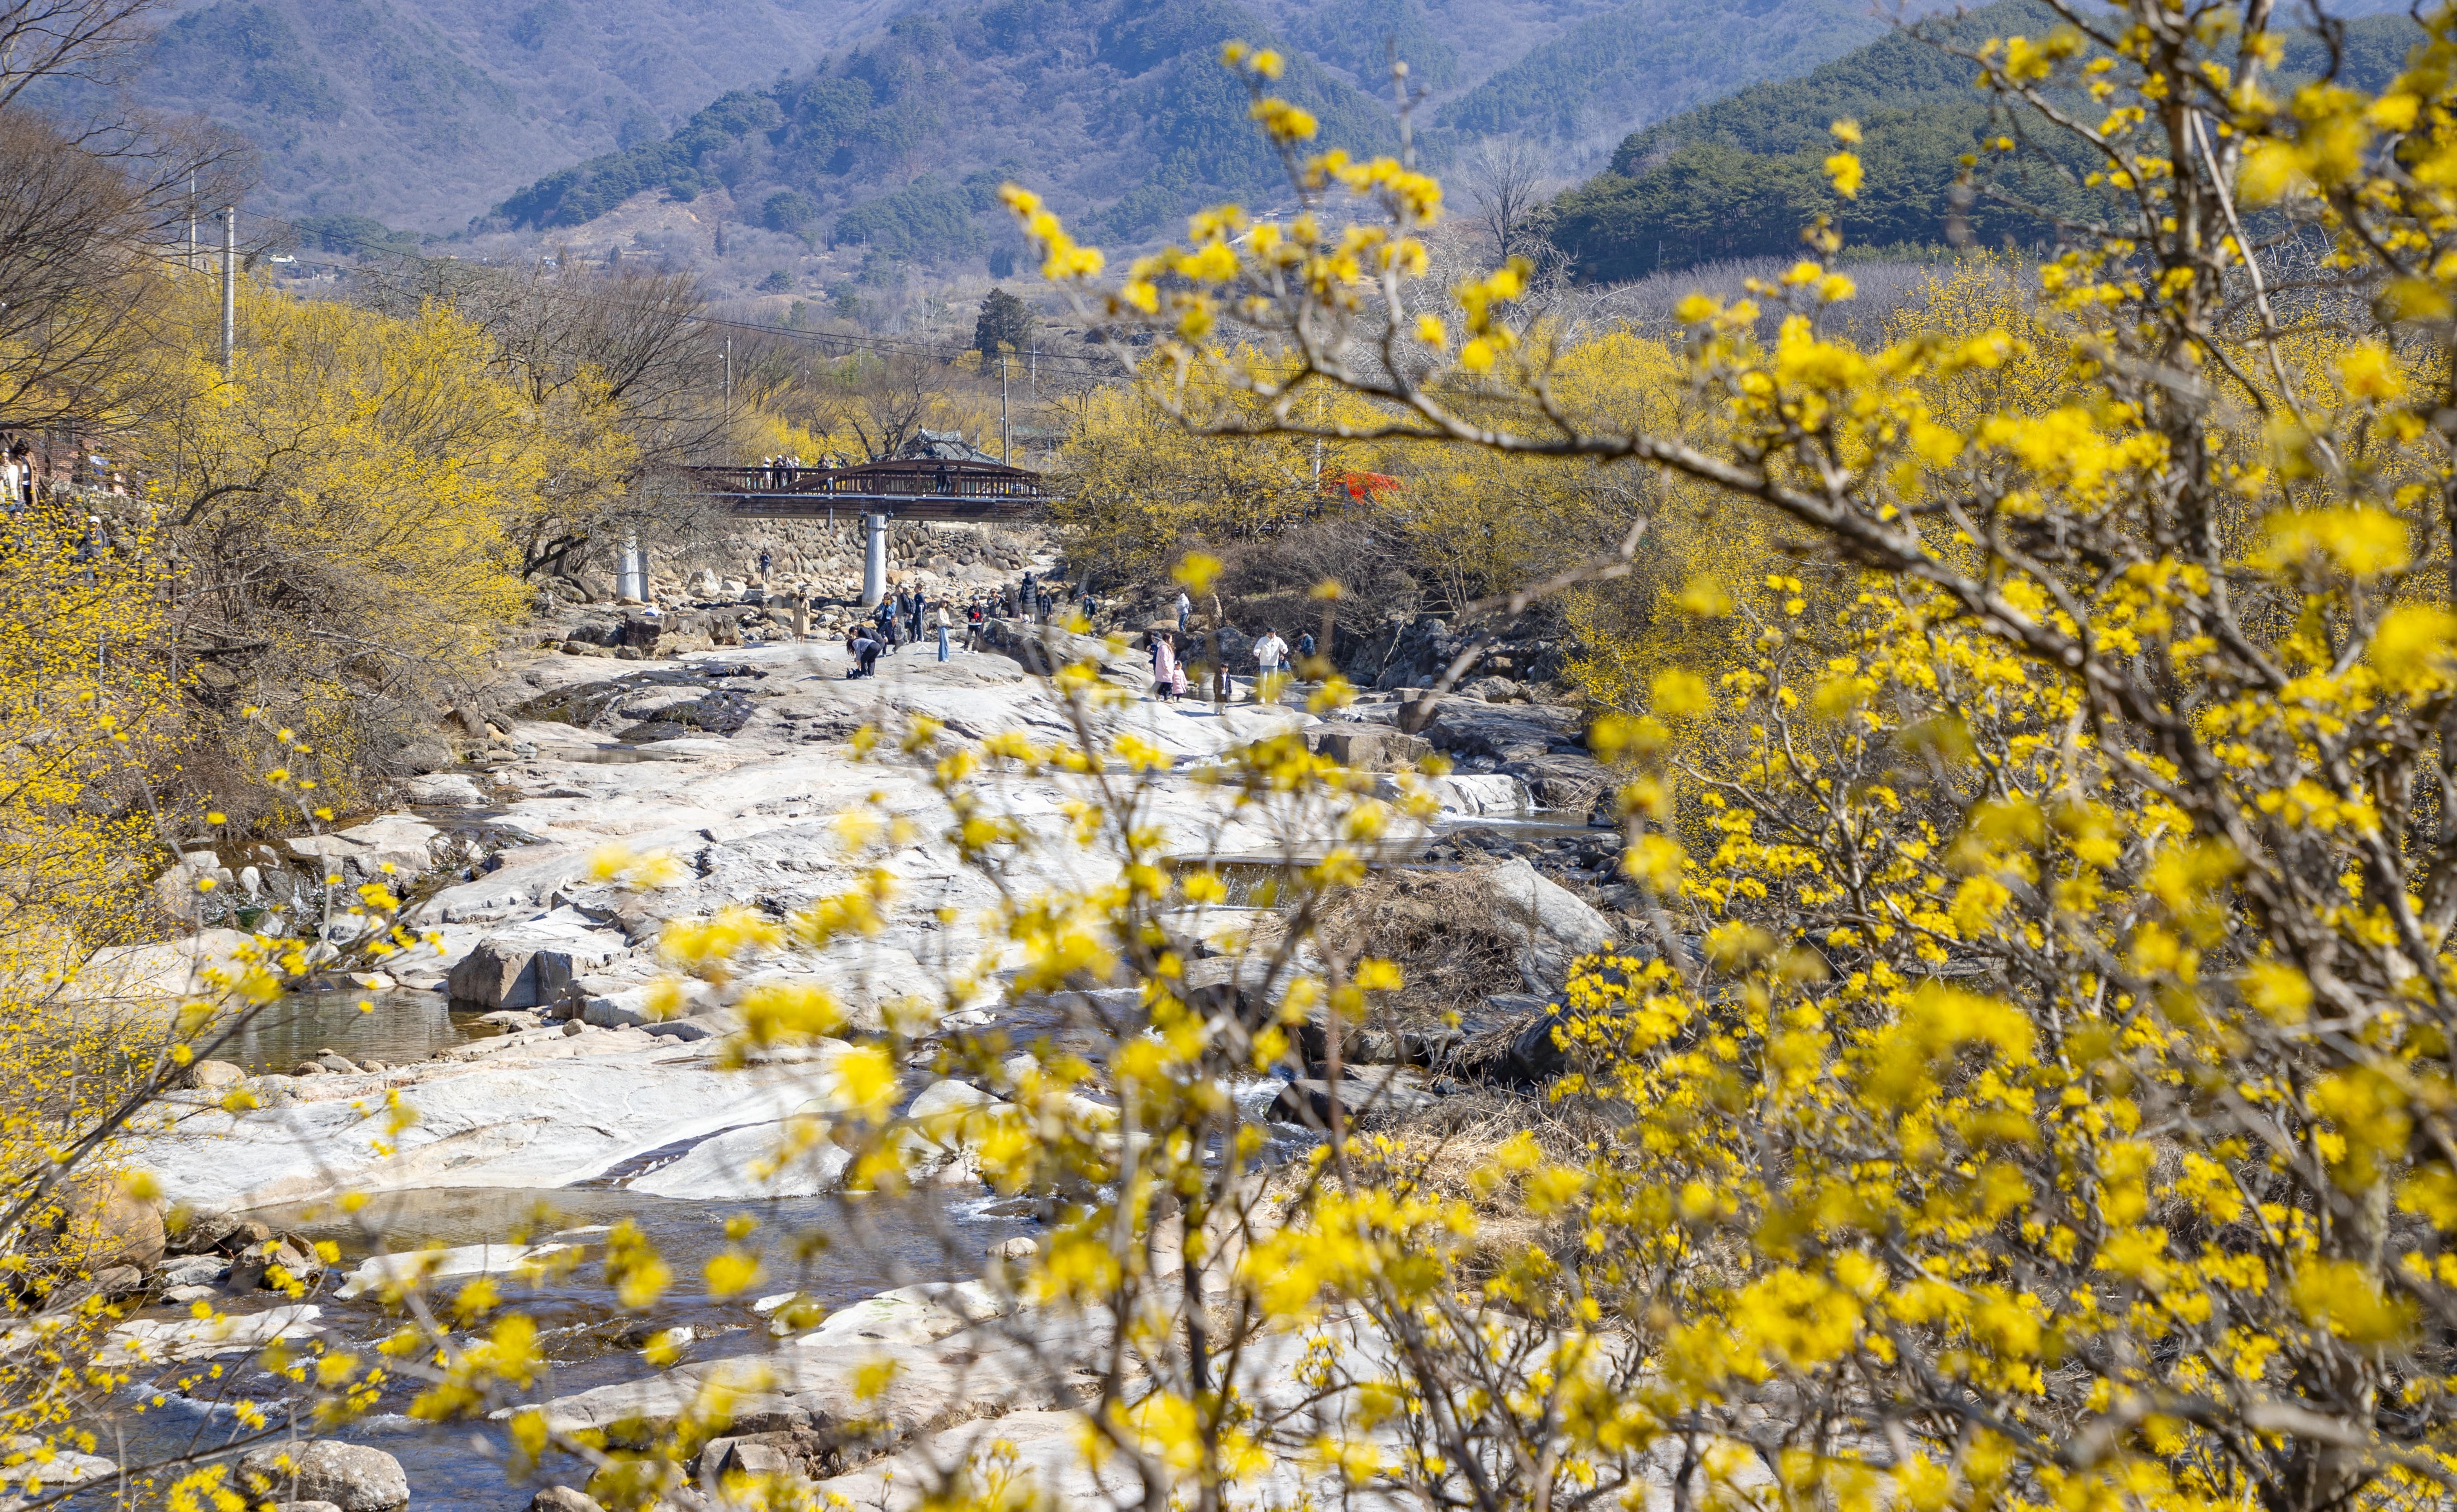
[{"xmin": 129, "ymin": 1043, "xmax": 848, "ymax": 1210}]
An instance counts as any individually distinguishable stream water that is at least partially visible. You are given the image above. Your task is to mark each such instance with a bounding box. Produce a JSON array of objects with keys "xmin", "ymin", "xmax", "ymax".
[
  {"xmin": 92, "ymin": 1185, "xmax": 1029, "ymax": 1512},
  {"xmin": 209, "ymin": 989, "xmax": 494, "ymax": 1074}
]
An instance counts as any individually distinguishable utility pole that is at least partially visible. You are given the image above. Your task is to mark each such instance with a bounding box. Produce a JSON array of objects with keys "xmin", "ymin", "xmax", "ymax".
[
  {"xmin": 1000, "ymin": 350, "xmax": 1010, "ymax": 465},
  {"xmin": 220, "ymin": 205, "xmax": 237, "ymax": 378},
  {"xmin": 1311, "ymin": 388, "xmax": 1323, "ymax": 489},
  {"xmin": 187, "ymin": 173, "xmax": 197, "ymax": 271},
  {"xmin": 723, "ymin": 337, "xmax": 733, "ymax": 411}
]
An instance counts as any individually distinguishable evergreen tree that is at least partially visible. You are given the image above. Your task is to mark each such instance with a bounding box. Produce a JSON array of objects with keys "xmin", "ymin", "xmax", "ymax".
[{"xmin": 972, "ymin": 288, "xmax": 1033, "ymax": 362}]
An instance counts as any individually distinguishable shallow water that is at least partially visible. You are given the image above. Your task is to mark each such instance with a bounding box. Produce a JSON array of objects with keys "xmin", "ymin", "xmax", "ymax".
[
  {"xmin": 90, "ymin": 1186, "xmax": 1029, "ymax": 1512},
  {"xmin": 206, "ymin": 989, "xmax": 493, "ymax": 1073}
]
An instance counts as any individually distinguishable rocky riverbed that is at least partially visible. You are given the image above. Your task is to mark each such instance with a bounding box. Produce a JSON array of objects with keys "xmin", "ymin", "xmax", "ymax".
[{"xmin": 85, "ymin": 619, "xmax": 1638, "ymax": 1512}]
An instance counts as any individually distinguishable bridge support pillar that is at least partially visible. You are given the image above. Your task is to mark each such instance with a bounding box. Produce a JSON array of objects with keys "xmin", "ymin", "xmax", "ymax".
[
  {"xmin": 861, "ymin": 513, "xmax": 887, "ymax": 607},
  {"xmin": 618, "ymin": 531, "xmax": 647, "ymax": 602}
]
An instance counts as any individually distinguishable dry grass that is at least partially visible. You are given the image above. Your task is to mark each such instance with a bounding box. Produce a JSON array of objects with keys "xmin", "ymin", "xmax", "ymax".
[{"xmin": 1313, "ymin": 864, "xmax": 1528, "ymax": 1018}]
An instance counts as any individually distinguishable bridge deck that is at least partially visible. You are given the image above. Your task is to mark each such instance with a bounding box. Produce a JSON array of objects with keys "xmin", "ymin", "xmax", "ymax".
[{"xmin": 683, "ymin": 461, "xmax": 1047, "ymax": 522}]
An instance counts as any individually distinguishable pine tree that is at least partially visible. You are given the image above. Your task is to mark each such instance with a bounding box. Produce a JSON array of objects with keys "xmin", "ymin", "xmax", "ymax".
[{"xmin": 972, "ymin": 287, "xmax": 1033, "ymax": 362}]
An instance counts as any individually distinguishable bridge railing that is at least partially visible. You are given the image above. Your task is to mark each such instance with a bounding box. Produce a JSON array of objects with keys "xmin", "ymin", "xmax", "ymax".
[{"xmin": 686, "ymin": 465, "xmax": 1047, "ymax": 501}]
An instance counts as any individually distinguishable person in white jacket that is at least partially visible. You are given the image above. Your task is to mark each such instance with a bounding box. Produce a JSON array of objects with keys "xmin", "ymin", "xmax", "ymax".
[
  {"xmin": 1252, "ymin": 628, "xmax": 1289, "ymax": 699},
  {"xmin": 936, "ymin": 602, "xmax": 952, "ymax": 661}
]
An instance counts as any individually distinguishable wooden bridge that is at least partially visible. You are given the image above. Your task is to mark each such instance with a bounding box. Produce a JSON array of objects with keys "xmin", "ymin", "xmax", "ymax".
[{"xmin": 681, "ymin": 457, "xmax": 1048, "ymax": 521}]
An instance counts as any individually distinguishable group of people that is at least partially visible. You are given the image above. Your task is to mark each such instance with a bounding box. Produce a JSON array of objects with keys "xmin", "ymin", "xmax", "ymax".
[
  {"xmin": 826, "ymin": 570, "xmax": 1324, "ymax": 702},
  {"xmin": 841, "ymin": 585, "xmax": 986, "ymax": 676},
  {"xmin": 1147, "ymin": 623, "xmax": 1314, "ymax": 703},
  {"xmin": 753, "ymin": 454, "xmax": 851, "ymax": 490},
  {"xmin": 832, "ymin": 569, "xmax": 1115, "ymax": 680}
]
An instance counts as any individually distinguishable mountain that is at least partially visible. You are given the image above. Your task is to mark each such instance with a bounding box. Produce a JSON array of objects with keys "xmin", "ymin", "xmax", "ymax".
[
  {"xmin": 1432, "ymin": 0, "xmax": 1903, "ymax": 162},
  {"xmin": 492, "ymin": 0, "xmax": 1404, "ymax": 250},
  {"xmin": 1549, "ymin": 0, "xmax": 2423, "ymax": 279},
  {"xmin": 71, "ymin": 0, "xmax": 904, "ymax": 230},
  {"xmin": 490, "ymin": 0, "xmax": 1937, "ymax": 259}
]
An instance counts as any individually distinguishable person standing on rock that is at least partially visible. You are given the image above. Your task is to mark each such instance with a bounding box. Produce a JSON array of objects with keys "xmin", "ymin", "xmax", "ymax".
[
  {"xmin": 1296, "ymin": 628, "xmax": 1317, "ymax": 670},
  {"xmin": 1253, "ymin": 627, "xmax": 1289, "ymax": 697},
  {"xmin": 936, "ymin": 601, "xmax": 951, "ymax": 661},
  {"xmin": 1151, "ymin": 631, "xmax": 1179, "ymax": 703},
  {"xmin": 790, "ymin": 589, "xmax": 809, "ymax": 643},
  {"xmin": 1176, "ymin": 589, "xmax": 1191, "ymax": 632}
]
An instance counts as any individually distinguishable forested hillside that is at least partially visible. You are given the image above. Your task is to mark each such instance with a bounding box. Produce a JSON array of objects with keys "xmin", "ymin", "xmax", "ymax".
[
  {"xmin": 493, "ymin": 0, "xmax": 1400, "ymax": 251},
  {"xmin": 1549, "ymin": 0, "xmax": 2421, "ymax": 278},
  {"xmin": 80, "ymin": 0, "xmax": 901, "ymax": 229},
  {"xmin": 1433, "ymin": 0, "xmax": 1898, "ymax": 152}
]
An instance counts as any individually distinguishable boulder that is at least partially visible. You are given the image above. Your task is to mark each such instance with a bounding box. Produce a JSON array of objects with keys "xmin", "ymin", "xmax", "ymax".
[
  {"xmin": 282, "ymin": 814, "xmax": 438, "ymax": 883},
  {"xmin": 276, "ymin": 1503, "xmax": 343, "ymax": 1512},
  {"xmin": 47, "ymin": 1174, "xmax": 164, "ymax": 1270},
  {"xmin": 977, "ymin": 619, "xmax": 1152, "ymax": 685},
  {"xmin": 155, "ymin": 852, "xmax": 235, "ymax": 923},
  {"xmin": 445, "ymin": 921, "xmax": 626, "ymax": 1009},
  {"xmin": 237, "ymin": 1441, "xmax": 408, "ymax": 1512},
  {"xmin": 1424, "ymin": 701, "xmax": 1583, "ymax": 761},
  {"xmin": 577, "ymin": 979, "xmax": 715, "ymax": 1027},
  {"xmin": 1448, "ymin": 774, "xmax": 1531, "ymax": 813},
  {"xmin": 628, "ymin": 1120, "xmax": 850, "ymax": 1200},
  {"xmin": 1269, "ymin": 1078, "xmax": 1339, "ymax": 1127},
  {"xmin": 1484, "ymin": 857, "xmax": 1613, "ymax": 990},
  {"xmin": 99, "ymin": 1303, "xmax": 322, "ymax": 1365},
  {"xmin": 0, "ymin": 1439, "xmax": 117, "ymax": 1490},
  {"xmin": 403, "ymin": 772, "xmax": 486, "ymax": 807},
  {"xmin": 397, "ymin": 734, "xmax": 456, "ymax": 775},
  {"xmin": 639, "ymin": 1013, "xmax": 734, "ymax": 1042},
  {"xmin": 445, "ymin": 939, "xmax": 533, "ymax": 1008},
  {"xmin": 166, "ymin": 1210, "xmax": 261, "ymax": 1255},
  {"xmin": 1500, "ymin": 753, "xmax": 1615, "ymax": 815},
  {"xmin": 188, "ymin": 1060, "xmax": 244, "ymax": 1090},
  {"xmin": 530, "ymin": 1489, "xmax": 605, "ymax": 1512},
  {"xmin": 1508, "ymin": 1003, "xmax": 1572, "ymax": 1080},
  {"xmin": 160, "ymin": 1254, "xmax": 229, "ymax": 1288},
  {"xmin": 334, "ymin": 1241, "xmax": 574, "ymax": 1301},
  {"xmin": 1313, "ymin": 727, "xmax": 1431, "ymax": 771},
  {"xmin": 691, "ymin": 1431, "xmax": 800, "ymax": 1481},
  {"xmin": 1270, "ymin": 1068, "xmax": 1434, "ymax": 1127},
  {"xmin": 1179, "ymin": 956, "xmax": 1286, "ymax": 1022}
]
